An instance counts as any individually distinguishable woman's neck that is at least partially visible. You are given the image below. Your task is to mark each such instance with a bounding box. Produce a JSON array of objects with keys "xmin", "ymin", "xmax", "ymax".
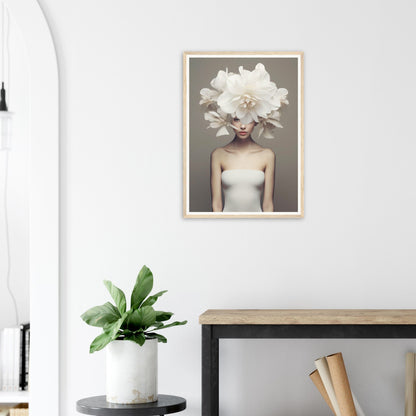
[{"xmin": 230, "ymin": 136, "xmax": 255, "ymax": 148}]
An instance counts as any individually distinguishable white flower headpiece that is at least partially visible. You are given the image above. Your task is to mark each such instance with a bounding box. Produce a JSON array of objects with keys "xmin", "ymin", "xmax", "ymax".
[{"xmin": 199, "ymin": 63, "xmax": 288, "ymax": 139}]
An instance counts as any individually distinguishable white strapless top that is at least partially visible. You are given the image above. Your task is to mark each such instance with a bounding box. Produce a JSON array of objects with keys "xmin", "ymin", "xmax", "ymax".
[{"xmin": 221, "ymin": 169, "xmax": 265, "ymax": 212}]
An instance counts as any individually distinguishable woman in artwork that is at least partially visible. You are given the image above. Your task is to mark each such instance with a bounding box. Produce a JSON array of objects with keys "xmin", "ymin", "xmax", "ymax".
[{"xmin": 200, "ymin": 63, "xmax": 288, "ymax": 213}]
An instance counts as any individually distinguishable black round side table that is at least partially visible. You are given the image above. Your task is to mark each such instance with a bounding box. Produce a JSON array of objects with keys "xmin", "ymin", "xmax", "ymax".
[{"xmin": 76, "ymin": 395, "xmax": 186, "ymax": 416}]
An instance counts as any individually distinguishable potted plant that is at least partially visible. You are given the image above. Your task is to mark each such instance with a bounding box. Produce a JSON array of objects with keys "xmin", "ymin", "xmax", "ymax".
[{"xmin": 81, "ymin": 265, "xmax": 187, "ymax": 404}]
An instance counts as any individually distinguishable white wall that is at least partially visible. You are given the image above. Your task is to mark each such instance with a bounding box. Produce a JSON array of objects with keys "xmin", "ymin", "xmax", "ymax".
[{"xmin": 38, "ymin": 0, "xmax": 416, "ymax": 414}]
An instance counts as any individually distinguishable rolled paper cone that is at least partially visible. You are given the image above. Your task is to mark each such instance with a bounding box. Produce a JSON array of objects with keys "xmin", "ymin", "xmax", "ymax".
[
  {"xmin": 327, "ymin": 352, "xmax": 357, "ymax": 416},
  {"xmin": 405, "ymin": 352, "xmax": 416, "ymax": 416},
  {"xmin": 309, "ymin": 369, "xmax": 337, "ymax": 415},
  {"xmin": 352, "ymin": 392, "xmax": 365, "ymax": 416},
  {"xmin": 315, "ymin": 357, "xmax": 342, "ymax": 416}
]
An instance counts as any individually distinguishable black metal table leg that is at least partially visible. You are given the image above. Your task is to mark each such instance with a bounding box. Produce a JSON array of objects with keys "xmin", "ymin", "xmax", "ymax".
[{"xmin": 202, "ymin": 325, "xmax": 219, "ymax": 416}]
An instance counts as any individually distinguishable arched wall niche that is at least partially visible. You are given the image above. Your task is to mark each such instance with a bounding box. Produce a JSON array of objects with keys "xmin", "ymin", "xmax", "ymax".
[{"xmin": 2, "ymin": 0, "xmax": 59, "ymax": 415}]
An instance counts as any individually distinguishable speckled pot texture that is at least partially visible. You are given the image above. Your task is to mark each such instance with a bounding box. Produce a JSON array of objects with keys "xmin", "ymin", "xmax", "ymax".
[{"xmin": 106, "ymin": 339, "xmax": 157, "ymax": 404}]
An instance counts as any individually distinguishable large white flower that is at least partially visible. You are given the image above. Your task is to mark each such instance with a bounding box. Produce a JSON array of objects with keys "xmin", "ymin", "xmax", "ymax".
[
  {"xmin": 204, "ymin": 109, "xmax": 230, "ymax": 137},
  {"xmin": 199, "ymin": 63, "xmax": 288, "ymax": 138},
  {"xmin": 217, "ymin": 63, "xmax": 281, "ymax": 125}
]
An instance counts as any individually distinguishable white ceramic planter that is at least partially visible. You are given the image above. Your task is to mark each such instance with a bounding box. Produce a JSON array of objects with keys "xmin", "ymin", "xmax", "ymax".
[{"xmin": 106, "ymin": 338, "xmax": 158, "ymax": 404}]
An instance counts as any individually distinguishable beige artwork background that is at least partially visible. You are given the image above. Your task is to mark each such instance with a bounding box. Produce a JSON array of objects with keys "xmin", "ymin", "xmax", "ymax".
[{"xmin": 187, "ymin": 55, "xmax": 299, "ymax": 213}]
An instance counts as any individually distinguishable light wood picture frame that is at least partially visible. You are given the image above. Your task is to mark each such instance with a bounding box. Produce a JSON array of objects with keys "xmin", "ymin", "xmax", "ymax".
[{"xmin": 183, "ymin": 51, "xmax": 304, "ymax": 218}]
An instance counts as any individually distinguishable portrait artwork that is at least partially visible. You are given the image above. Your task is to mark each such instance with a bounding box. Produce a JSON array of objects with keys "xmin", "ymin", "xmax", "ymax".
[{"xmin": 183, "ymin": 52, "xmax": 304, "ymax": 218}]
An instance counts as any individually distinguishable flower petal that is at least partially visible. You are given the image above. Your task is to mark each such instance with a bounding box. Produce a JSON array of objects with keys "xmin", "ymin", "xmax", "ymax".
[
  {"xmin": 240, "ymin": 112, "xmax": 254, "ymax": 124},
  {"xmin": 216, "ymin": 126, "xmax": 229, "ymax": 136},
  {"xmin": 267, "ymin": 119, "xmax": 283, "ymax": 128},
  {"xmin": 235, "ymin": 106, "xmax": 248, "ymax": 120},
  {"xmin": 210, "ymin": 70, "xmax": 230, "ymax": 92},
  {"xmin": 263, "ymin": 130, "xmax": 275, "ymax": 139}
]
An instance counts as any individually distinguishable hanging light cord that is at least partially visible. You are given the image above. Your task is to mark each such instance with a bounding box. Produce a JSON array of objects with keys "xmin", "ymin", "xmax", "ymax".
[
  {"xmin": 1, "ymin": 2, "xmax": 10, "ymax": 100},
  {"xmin": 5, "ymin": 4, "xmax": 10, "ymax": 104},
  {"xmin": 1, "ymin": 2, "xmax": 4, "ymax": 82},
  {"xmin": 1, "ymin": 1, "xmax": 18, "ymax": 326},
  {"xmin": 3, "ymin": 151, "xmax": 19, "ymax": 325}
]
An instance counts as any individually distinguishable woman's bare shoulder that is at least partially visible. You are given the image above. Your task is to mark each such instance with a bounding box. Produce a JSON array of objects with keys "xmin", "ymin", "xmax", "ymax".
[
  {"xmin": 211, "ymin": 146, "xmax": 227, "ymax": 159},
  {"xmin": 259, "ymin": 146, "xmax": 275, "ymax": 160}
]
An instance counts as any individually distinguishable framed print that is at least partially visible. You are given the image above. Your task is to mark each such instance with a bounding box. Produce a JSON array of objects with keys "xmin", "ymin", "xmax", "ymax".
[{"xmin": 183, "ymin": 51, "xmax": 304, "ymax": 218}]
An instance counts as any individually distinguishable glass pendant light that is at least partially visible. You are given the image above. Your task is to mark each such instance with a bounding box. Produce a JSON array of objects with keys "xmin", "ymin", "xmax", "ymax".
[{"xmin": 0, "ymin": 81, "xmax": 12, "ymax": 151}]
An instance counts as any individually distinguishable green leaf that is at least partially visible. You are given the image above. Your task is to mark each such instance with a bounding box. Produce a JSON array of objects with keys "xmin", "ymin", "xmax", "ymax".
[
  {"xmin": 155, "ymin": 311, "xmax": 173, "ymax": 322},
  {"xmin": 131, "ymin": 266, "xmax": 153, "ymax": 309},
  {"xmin": 89, "ymin": 316, "xmax": 124, "ymax": 353},
  {"xmin": 125, "ymin": 306, "xmax": 157, "ymax": 331},
  {"xmin": 145, "ymin": 332, "xmax": 167, "ymax": 343},
  {"xmin": 117, "ymin": 328, "xmax": 144, "ymax": 339},
  {"xmin": 124, "ymin": 332, "xmax": 146, "ymax": 346},
  {"xmin": 81, "ymin": 302, "xmax": 120, "ymax": 327},
  {"xmin": 150, "ymin": 322, "xmax": 164, "ymax": 330},
  {"xmin": 103, "ymin": 280, "xmax": 127, "ymax": 314},
  {"xmin": 124, "ymin": 310, "xmax": 139, "ymax": 329},
  {"xmin": 103, "ymin": 321, "xmax": 115, "ymax": 331},
  {"xmin": 89, "ymin": 332, "xmax": 114, "ymax": 353},
  {"xmin": 153, "ymin": 320, "xmax": 187, "ymax": 330},
  {"xmin": 141, "ymin": 290, "xmax": 167, "ymax": 308}
]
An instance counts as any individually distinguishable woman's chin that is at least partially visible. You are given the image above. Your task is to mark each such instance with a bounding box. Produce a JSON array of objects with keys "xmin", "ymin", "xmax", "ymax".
[{"xmin": 237, "ymin": 133, "xmax": 249, "ymax": 139}]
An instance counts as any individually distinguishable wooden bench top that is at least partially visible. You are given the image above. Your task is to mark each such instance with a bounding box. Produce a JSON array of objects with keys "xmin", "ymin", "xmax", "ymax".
[{"xmin": 199, "ymin": 309, "xmax": 416, "ymax": 325}]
